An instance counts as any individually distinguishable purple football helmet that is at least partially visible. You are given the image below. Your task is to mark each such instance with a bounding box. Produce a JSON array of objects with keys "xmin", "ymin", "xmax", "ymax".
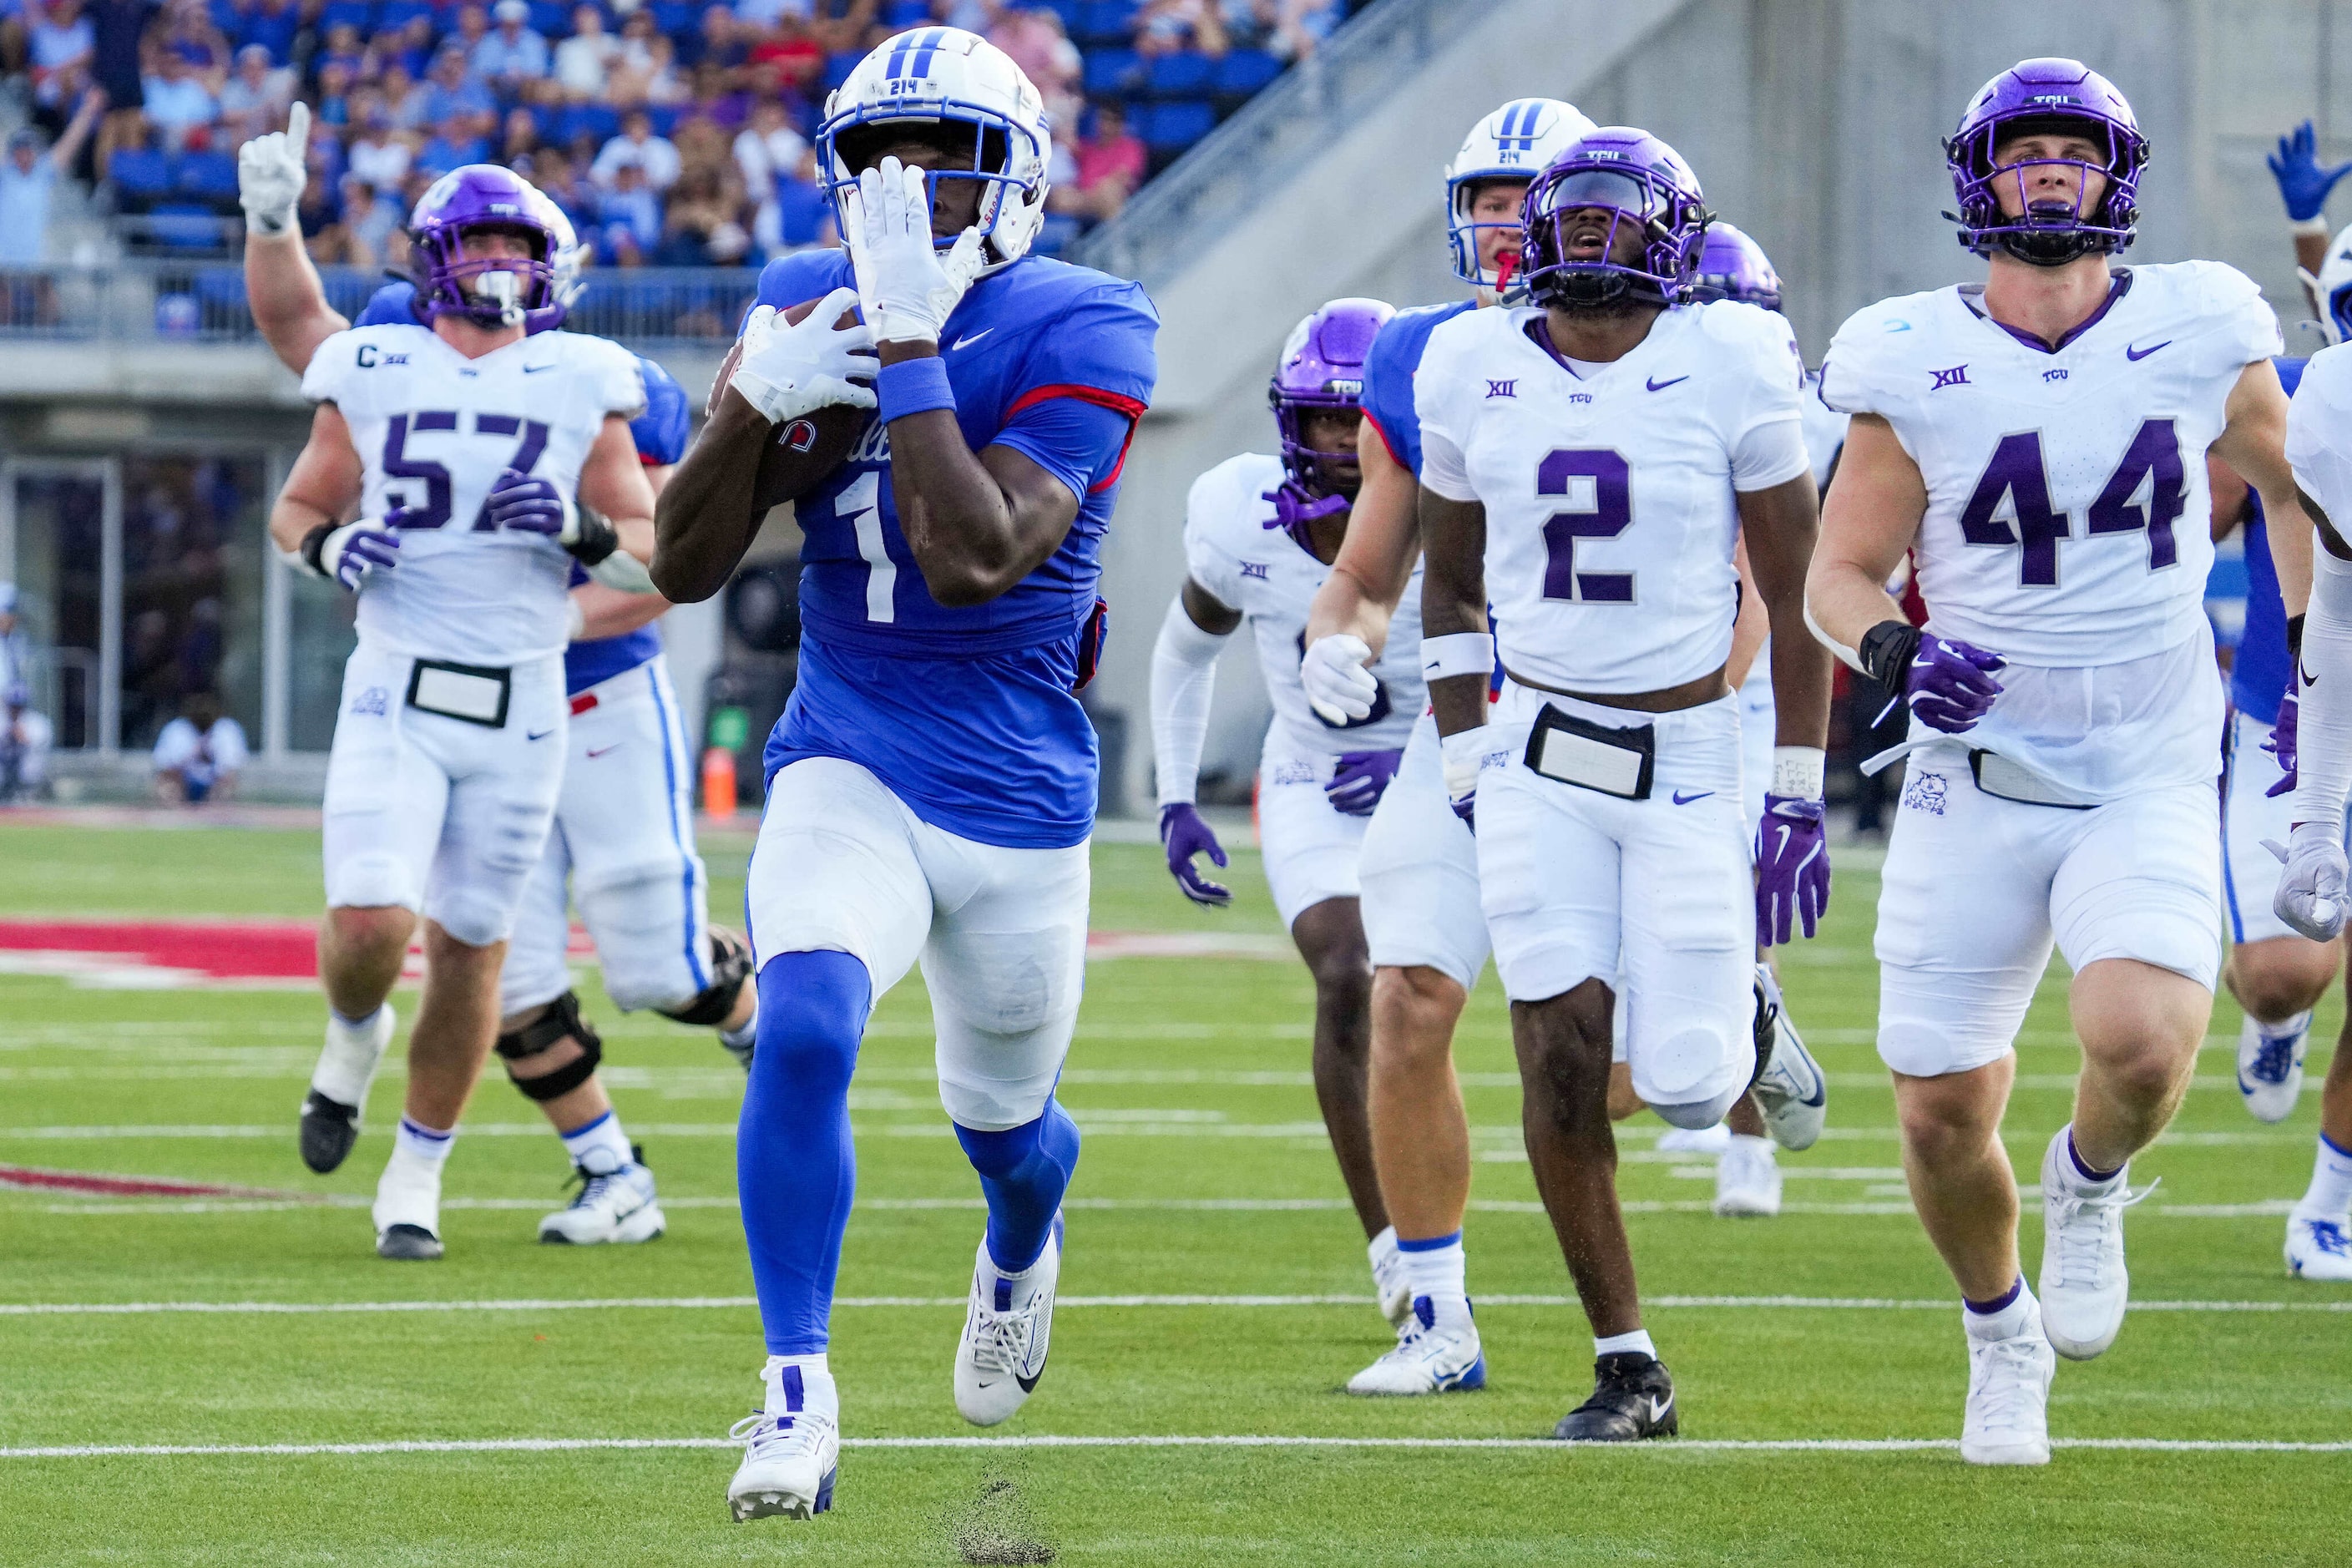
[
  {"xmin": 1267, "ymin": 296, "xmax": 1393, "ymax": 510},
  {"xmin": 407, "ymin": 164, "xmax": 564, "ymax": 331},
  {"xmin": 1688, "ymin": 221, "xmax": 1782, "ymax": 311},
  {"xmin": 1945, "ymin": 57, "xmax": 2147, "ymax": 266},
  {"xmin": 1520, "ymin": 128, "xmax": 1710, "ymax": 310}
]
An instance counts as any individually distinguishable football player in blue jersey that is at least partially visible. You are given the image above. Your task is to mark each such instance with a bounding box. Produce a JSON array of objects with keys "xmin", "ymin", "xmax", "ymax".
[
  {"xmin": 238, "ymin": 121, "xmax": 759, "ymax": 1250},
  {"xmin": 1299, "ymin": 98, "xmax": 1593, "ymax": 1399},
  {"xmin": 651, "ymin": 27, "xmax": 1157, "ymax": 1521}
]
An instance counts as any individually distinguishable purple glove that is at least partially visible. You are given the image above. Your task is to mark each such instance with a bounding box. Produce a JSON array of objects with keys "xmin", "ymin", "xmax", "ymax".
[
  {"xmin": 2263, "ymin": 689, "xmax": 2299, "ymax": 798},
  {"xmin": 1325, "ymin": 748, "xmax": 1403, "ymax": 817},
  {"xmin": 1755, "ymin": 795, "xmax": 1830, "ymax": 945},
  {"xmin": 1906, "ymin": 635, "xmax": 2006, "ymax": 733},
  {"xmin": 1159, "ymin": 802, "xmax": 1231, "ymax": 907},
  {"xmin": 483, "ymin": 468, "xmax": 566, "ymax": 535}
]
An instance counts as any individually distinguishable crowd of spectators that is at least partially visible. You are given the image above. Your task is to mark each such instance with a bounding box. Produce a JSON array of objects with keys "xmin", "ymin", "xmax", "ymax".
[{"xmin": 0, "ymin": 0, "xmax": 1357, "ymax": 271}]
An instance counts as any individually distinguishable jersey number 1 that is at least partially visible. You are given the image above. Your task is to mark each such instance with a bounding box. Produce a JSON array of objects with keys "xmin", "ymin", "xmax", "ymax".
[{"xmin": 1959, "ymin": 420, "xmax": 2184, "ymax": 587}]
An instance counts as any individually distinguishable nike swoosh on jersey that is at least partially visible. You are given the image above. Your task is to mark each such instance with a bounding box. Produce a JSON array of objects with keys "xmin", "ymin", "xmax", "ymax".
[
  {"xmin": 1646, "ymin": 375, "xmax": 1690, "ymax": 392},
  {"xmin": 2125, "ymin": 339, "xmax": 2172, "ymax": 361},
  {"xmin": 1671, "ymin": 789, "xmax": 1713, "ymax": 804},
  {"xmin": 586, "ymin": 744, "xmax": 620, "ymax": 757},
  {"xmin": 526, "ymin": 728, "xmax": 554, "ymax": 741},
  {"xmin": 953, "ymin": 327, "xmax": 996, "ymax": 351},
  {"xmin": 524, "ymin": 364, "xmax": 557, "ymax": 373}
]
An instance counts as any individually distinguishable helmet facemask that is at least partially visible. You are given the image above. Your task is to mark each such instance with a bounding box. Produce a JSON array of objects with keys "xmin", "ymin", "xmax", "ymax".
[
  {"xmin": 822, "ymin": 108, "xmax": 1044, "ymax": 269},
  {"xmin": 413, "ymin": 219, "xmax": 558, "ymax": 330},
  {"xmin": 1521, "ymin": 164, "xmax": 1707, "ymax": 312}
]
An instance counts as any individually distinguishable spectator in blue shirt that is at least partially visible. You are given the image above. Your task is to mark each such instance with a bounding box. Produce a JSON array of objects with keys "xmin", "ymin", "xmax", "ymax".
[
  {"xmin": 0, "ymin": 84, "xmax": 99, "ymax": 271},
  {"xmin": 416, "ymin": 115, "xmax": 491, "ymax": 176},
  {"xmin": 594, "ymin": 157, "xmax": 661, "ymax": 263},
  {"xmin": 140, "ymin": 49, "xmax": 217, "ymax": 152},
  {"xmin": 421, "ymin": 43, "xmax": 495, "ymax": 125},
  {"xmin": 230, "ymin": 0, "xmax": 297, "ymax": 65},
  {"xmin": 473, "ymin": 0, "xmax": 549, "ymax": 90}
]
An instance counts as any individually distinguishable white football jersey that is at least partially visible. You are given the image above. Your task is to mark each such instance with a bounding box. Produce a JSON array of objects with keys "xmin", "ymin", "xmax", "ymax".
[
  {"xmin": 1184, "ymin": 452, "xmax": 1425, "ymax": 760},
  {"xmin": 1801, "ymin": 368, "xmax": 1849, "ymax": 491},
  {"xmin": 1821, "ymin": 261, "xmax": 2279, "ymax": 665},
  {"xmin": 1414, "ymin": 300, "xmax": 1810, "ymax": 694},
  {"xmin": 302, "ymin": 323, "xmax": 646, "ymax": 665}
]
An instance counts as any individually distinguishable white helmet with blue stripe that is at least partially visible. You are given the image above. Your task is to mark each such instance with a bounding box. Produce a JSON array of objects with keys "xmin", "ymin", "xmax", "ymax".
[
  {"xmin": 2303, "ymin": 221, "xmax": 2352, "ymax": 345},
  {"xmin": 1445, "ymin": 98, "xmax": 1597, "ymax": 291},
  {"xmin": 818, "ymin": 27, "xmax": 1052, "ymax": 275}
]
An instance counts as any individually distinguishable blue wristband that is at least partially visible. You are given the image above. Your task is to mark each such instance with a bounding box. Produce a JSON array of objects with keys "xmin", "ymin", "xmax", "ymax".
[{"xmin": 876, "ymin": 355, "xmax": 957, "ymax": 422}]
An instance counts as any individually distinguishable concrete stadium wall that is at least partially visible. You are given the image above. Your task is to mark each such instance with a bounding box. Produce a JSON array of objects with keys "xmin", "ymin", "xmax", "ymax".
[{"xmin": 1091, "ymin": 0, "xmax": 2352, "ymax": 814}]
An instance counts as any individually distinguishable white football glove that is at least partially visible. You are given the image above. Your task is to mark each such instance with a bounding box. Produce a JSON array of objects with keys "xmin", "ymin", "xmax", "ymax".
[
  {"xmin": 842, "ymin": 158, "xmax": 985, "ymax": 346},
  {"xmin": 1301, "ymin": 633, "xmax": 1378, "ymax": 726},
  {"xmin": 2267, "ymin": 821, "xmax": 2350, "ymax": 941},
  {"xmin": 727, "ymin": 287, "xmax": 879, "ymax": 425},
  {"xmin": 1440, "ymin": 726, "xmax": 1492, "ymax": 828},
  {"xmin": 237, "ymin": 99, "xmax": 309, "ymax": 236}
]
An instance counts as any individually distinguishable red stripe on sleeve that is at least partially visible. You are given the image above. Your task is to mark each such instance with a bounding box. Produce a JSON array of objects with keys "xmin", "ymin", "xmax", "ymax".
[
  {"xmin": 1001, "ymin": 382, "xmax": 1150, "ymax": 494},
  {"xmin": 1360, "ymin": 410, "xmax": 1401, "ymax": 467}
]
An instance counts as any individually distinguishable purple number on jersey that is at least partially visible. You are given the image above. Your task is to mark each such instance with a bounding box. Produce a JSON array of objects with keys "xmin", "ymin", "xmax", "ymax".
[
  {"xmin": 382, "ymin": 412, "xmax": 454, "ymax": 530},
  {"xmin": 2086, "ymin": 417, "xmax": 2185, "ymax": 570},
  {"xmin": 1538, "ymin": 448, "xmax": 1635, "ymax": 604},
  {"xmin": 1960, "ymin": 422, "xmax": 2185, "ymax": 588}
]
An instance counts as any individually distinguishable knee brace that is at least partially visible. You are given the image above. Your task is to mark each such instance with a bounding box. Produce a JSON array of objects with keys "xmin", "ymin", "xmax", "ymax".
[
  {"xmin": 496, "ymin": 989, "xmax": 604, "ymax": 1102},
  {"xmin": 655, "ymin": 927, "xmax": 754, "ymax": 1027}
]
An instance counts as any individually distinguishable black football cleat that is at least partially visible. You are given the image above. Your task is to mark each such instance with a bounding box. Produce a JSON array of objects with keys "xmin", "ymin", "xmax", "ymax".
[
  {"xmin": 298, "ymin": 1090, "xmax": 362, "ymax": 1174},
  {"xmin": 1553, "ymin": 1352, "xmax": 1678, "ymax": 1441},
  {"xmin": 376, "ymin": 1223, "xmax": 443, "ymax": 1262}
]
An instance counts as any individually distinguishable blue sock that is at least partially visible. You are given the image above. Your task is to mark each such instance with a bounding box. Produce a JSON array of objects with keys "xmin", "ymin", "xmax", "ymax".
[
  {"xmin": 738, "ymin": 950, "xmax": 870, "ymax": 1356},
  {"xmin": 954, "ymin": 1099, "xmax": 1081, "ymax": 1273}
]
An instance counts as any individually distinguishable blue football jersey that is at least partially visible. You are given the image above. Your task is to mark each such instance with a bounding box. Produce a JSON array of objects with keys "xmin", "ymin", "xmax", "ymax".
[
  {"xmin": 357, "ymin": 281, "xmax": 687, "ymax": 695},
  {"xmin": 2230, "ymin": 355, "xmax": 2307, "ymax": 726},
  {"xmin": 1361, "ymin": 300, "xmax": 1474, "ymax": 479},
  {"xmin": 751, "ymin": 249, "xmax": 1159, "ymax": 848}
]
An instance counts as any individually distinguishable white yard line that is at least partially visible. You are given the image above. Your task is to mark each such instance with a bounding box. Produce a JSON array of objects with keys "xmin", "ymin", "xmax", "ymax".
[
  {"xmin": 1, "ymin": 1434, "xmax": 2344, "ymax": 1460},
  {"xmin": 6, "ymin": 1292, "xmax": 2347, "ymax": 1319}
]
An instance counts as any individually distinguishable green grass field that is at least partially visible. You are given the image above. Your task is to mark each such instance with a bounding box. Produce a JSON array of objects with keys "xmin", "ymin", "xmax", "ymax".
[{"xmin": 1, "ymin": 820, "xmax": 2347, "ymax": 1565}]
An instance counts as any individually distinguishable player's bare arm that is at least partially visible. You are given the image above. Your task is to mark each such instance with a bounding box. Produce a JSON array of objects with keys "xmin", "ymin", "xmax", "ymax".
[
  {"xmin": 268, "ymin": 403, "xmax": 365, "ymax": 551},
  {"xmin": 1417, "ymin": 487, "xmax": 1489, "ymax": 741},
  {"xmin": 1727, "ymin": 538, "xmax": 1767, "ymax": 687},
  {"xmin": 877, "ymin": 381, "xmax": 1083, "ymax": 608},
  {"xmin": 1181, "ymin": 575, "xmax": 1242, "ymax": 636},
  {"xmin": 1803, "ymin": 412, "xmax": 1928, "ymax": 663},
  {"xmin": 653, "ymin": 390, "xmax": 773, "ymax": 601},
  {"xmin": 1739, "ymin": 473, "xmax": 1833, "ymax": 746},
  {"xmin": 236, "ymin": 101, "xmax": 353, "ymax": 374},
  {"xmin": 2213, "ymin": 357, "xmax": 2317, "ymax": 614},
  {"xmin": 576, "ymin": 413, "xmax": 659, "ymax": 563}
]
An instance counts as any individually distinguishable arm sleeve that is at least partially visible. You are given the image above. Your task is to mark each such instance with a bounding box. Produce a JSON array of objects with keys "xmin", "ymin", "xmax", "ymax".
[
  {"xmin": 1150, "ymin": 594, "xmax": 1228, "ymax": 806},
  {"xmin": 2289, "ymin": 357, "xmax": 2352, "ymax": 827}
]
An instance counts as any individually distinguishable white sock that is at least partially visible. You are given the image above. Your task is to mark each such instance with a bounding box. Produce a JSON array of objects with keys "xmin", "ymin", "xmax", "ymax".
[
  {"xmin": 392, "ymin": 1115, "xmax": 455, "ymax": 1171},
  {"xmin": 1368, "ymin": 1224, "xmax": 1399, "ymax": 1272},
  {"xmin": 720, "ymin": 1015, "xmax": 758, "ymax": 1053},
  {"xmin": 2256, "ymin": 1009, "xmax": 2314, "ymax": 1042},
  {"xmin": 1963, "ymin": 1277, "xmax": 2036, "ymax": 1341},
  {"xmin": 1727, "ymin": 1132, "xmax": 1776, "ymax": 1160},
  {"xmin": 312, "ymin": 1005, "xmax": 389, "ymax": 1105},
  {"xmin": 1594, "ymin": 1328, "xmax": 1657, "ymax": 1360},
  {"xmin": 762, "ymin": 1353, "xmax": 836, "ymax": 1416},
  {"xmin": 559, "ymin": 1109, "xmax": 633, "ymax": 1172},
  {"xmin": 1399, "ymin": 1232, "xmax": 1467, "ymax": 1302},
  {"xmin": 2299, "ymin": 1131, "xmax": 2352, "ymax": 1218}
]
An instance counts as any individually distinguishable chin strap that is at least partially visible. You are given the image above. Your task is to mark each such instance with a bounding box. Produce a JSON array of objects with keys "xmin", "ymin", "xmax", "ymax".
[{"xmin": 1262, "ymin": 482, "xmax": 1350, "ymax": 551}]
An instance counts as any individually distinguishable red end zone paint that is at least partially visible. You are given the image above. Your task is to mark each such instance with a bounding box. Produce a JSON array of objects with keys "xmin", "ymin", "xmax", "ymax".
[
  {"xmin": 0, "ymin": 918, "xmax": 602, "ymax": 989},
  {"xmin": 0, "ymin": 1164, "xmax": 273, "ymax": 1199}
]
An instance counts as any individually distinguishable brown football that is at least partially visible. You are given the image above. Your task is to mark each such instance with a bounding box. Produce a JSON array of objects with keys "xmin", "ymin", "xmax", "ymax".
[{"xmin": 710, "ymin": 297, "xmax": 869, "ymax": 515}]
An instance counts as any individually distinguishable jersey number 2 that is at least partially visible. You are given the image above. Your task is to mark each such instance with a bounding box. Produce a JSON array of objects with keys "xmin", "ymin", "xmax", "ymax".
[
  {"xmin": 1538, "ymin": 449, "xmax": 1635, "ymax": 604},
  {"xmin": 1958, "ymin": 420, "xmax": 2184, "ymax": 587}
]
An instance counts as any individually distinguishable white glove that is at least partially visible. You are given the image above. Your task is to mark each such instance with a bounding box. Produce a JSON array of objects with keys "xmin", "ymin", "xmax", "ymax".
[
  {"xmin": 728, "ymin": 288, "xmax": 879, "ymax": 425},
  {"xmin": 237, "ymin": 99, "xmax": 308, "ymax": 236},
  {"xmin": 1302, "ymin": 633, "xmax": 1378, "ymax": 726},
  {"xmin": 2267, "ymin": 821, "xmax": 2350, "ymax": 941},
  {"xmin": 841, "ymin": 158, "xmax": 985, "ymax": 345},
  {"xmin": 1440, "ymin": 726, "xmax": 1493, "ymax": 828}
]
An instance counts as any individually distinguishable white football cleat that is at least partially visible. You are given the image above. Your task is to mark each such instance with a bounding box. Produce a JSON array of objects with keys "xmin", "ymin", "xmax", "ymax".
[
  {"xmin": 1960, "ymin": 1311, "xmax": 2055, "ymax": 1466},
  {"xmin": 1346, "ymin": 1296, "xmax": 1485, "ymax": 1396},
  {"xmin": 2286, "ymin": 1210, "xmax": 2352, "ymax": 1281},
  {"xmin": 728, "ymin": 1365, "xmax": 838, "ymax": 1522},
  {"xmin": 1751, "ymin": 966, "xmax": 1827, "ymax": 1151},
  {"xmin": 371, "ymin": 1150, "xmax": 443, "ymax": 1262},
  {"xmin": 1712, "ymin": 1135, "xmax": 1783, "ymax": 1217},
  {"xmin": 2235, "ymin": 1012, "xmax": 2309, "ymax": 1125},
  {"xmin": 1368, "ymin": 1227, "xmax": 1411, "ymax": 1327},
  {"xmin": 2037, "ymin": 1130, "xmax": 2147, "ymax": 1360},
  {"xmin": 538, "ymin": 1143, "xmax": 665, "ymax": 1245},
  {"xmin": 1657, "ymin": 1123, "xmax": 1732, "ymax": 1156},
  {"xmin": 300, "ymin": 1004, "xmax": 397, "ymax": 1174},
  {"xmin": 953, "ymin": 1217, "xmax": 1061, "ymax": 1427}
]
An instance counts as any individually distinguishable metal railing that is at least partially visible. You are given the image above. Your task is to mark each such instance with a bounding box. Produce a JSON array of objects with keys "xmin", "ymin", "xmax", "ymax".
[
  {"xmin": 1068, "ymin": 0, "xmax": 1481, "ymax": 289},
  {"xmin": 0, "ymin": 260, "xmax": 764, "ymax": 349}
]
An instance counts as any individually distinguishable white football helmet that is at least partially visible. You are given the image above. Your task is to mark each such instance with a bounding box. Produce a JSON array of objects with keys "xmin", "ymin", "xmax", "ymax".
[
  {"xmin": 530, "ymin": 185, "xmax": 587, "ymax": 318},
  {"xmin": 2301, "ymin": 220, "xmax": 2352, "ymax": 343},
  {"xmin": 1445, "ymin": 97, "xmax": 1597, "ymax": 291},
  {"xmin": 817, "ymin": 27, "xmax": 1051, "ymax": 274}
]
